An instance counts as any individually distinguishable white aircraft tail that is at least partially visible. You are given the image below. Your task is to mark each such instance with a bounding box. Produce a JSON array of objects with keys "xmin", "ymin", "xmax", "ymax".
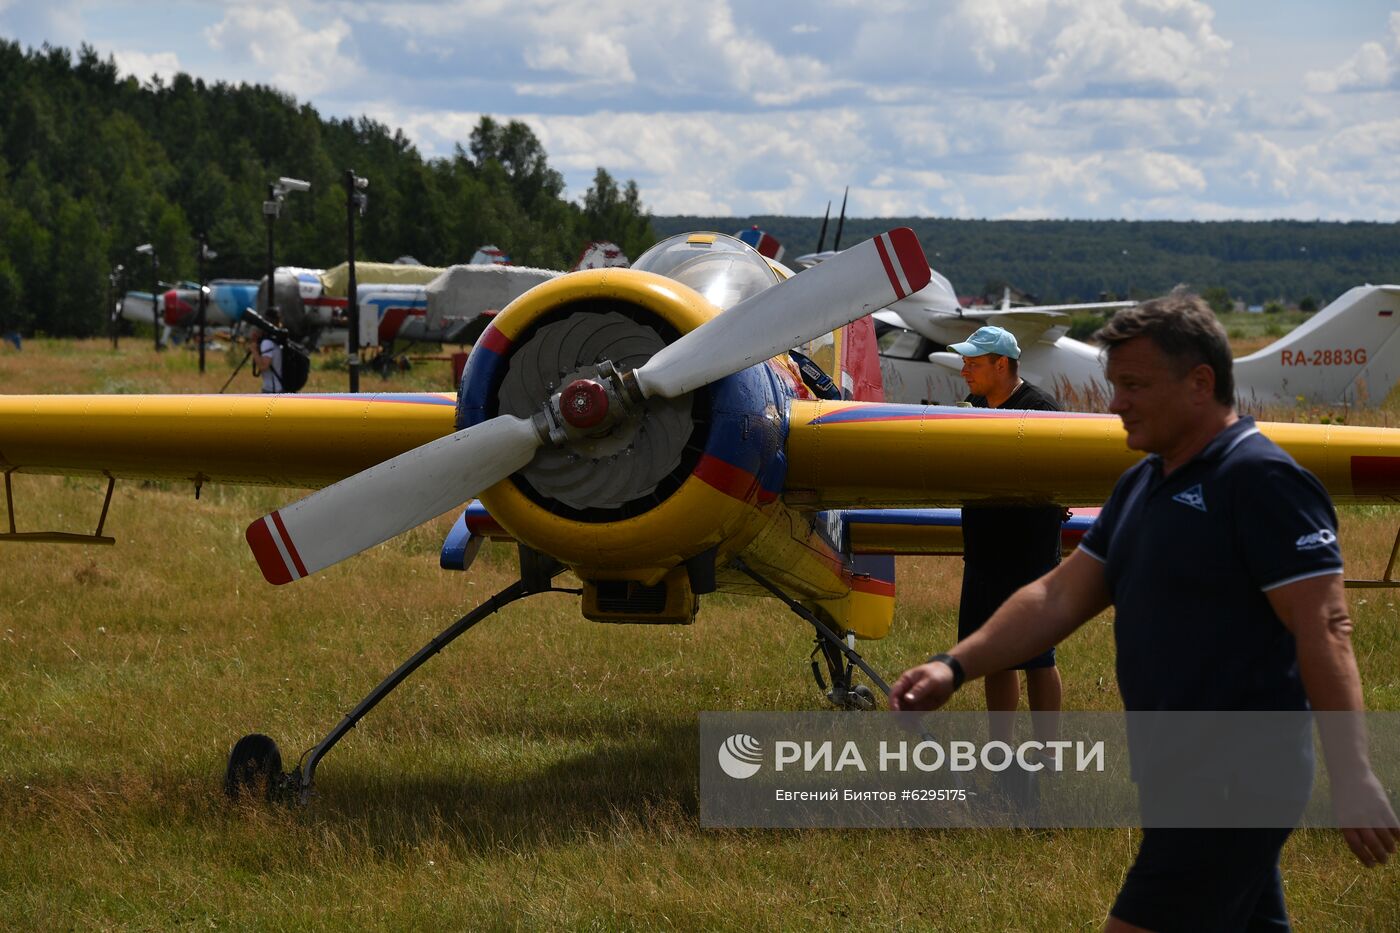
[{"xmin": 1234, "ymin": 285, "xmax": 1400, "ymax": 406}]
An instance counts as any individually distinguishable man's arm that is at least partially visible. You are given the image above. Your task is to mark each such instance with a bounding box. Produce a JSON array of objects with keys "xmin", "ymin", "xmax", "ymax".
[
  {"xmin": 889, "ymin": 548, "xmax": 1112, "ymax": 711},
  {"xmin": 1267, "ymin": 572, "xmax": 1400, "ymax": 867}
]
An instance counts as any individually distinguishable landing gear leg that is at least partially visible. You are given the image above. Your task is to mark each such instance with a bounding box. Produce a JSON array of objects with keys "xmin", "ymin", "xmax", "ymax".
[
  {"xmin": 225, "ymin": 570, "xmax": 574, "ymax": 804},
  {"xmin": 809, "ymin": 635, "xmax": 877, "ymax": 711},
  {"xmin": 733, "ymin": 558, "xmax": 888, "ymax": 710}
]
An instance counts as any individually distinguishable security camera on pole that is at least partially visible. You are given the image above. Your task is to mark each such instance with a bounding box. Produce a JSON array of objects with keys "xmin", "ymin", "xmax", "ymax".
[
  {"xmin": 134, "ymin": 243, "xmax": 160, "ymax": 351},
  {"xmin": 263, "ymin": 176, "xmax": 310, "ymax": 332},
  {"xmin": 343, "ymin": 170, "xmax": 368, "ymax": 393}
]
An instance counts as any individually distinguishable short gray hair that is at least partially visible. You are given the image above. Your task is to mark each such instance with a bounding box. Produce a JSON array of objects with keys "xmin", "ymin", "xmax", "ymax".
[{"xmin": 1095, "ymin": 289, "xmax": 1234, "ymax": 405}]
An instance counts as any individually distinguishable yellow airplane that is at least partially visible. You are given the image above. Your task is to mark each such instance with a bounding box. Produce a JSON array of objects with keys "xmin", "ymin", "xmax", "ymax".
[{"xmin": 4, "ymin": 229, "xmax": 1400, "ymax": 802}]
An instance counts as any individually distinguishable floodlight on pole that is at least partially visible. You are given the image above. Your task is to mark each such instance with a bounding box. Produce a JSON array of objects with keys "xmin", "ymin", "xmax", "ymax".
[
  {"xmin": 264, "ymin": 176, "xmax": 310, "ymax": 338},
  {"xmin": 275, "ymin": 176, "xmax": 311, "ymax": 196},
  {"xmin": 134, "ymin": 243, "xmax": 162, "ymax": 351}
]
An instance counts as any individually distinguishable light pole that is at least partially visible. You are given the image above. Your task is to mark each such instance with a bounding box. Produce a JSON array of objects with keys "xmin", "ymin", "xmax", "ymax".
[
  {"xmin": 108, "ymin": 263, "xmax": 124, "ymax": 350},
  {"xmin": 263, "ymin": 176, "xmax": 311, "ymax": 329},
  {"xmin": 343, "ymin": 169, "xmax": 368, "ymax": 392},
  {"xmin": 134, "ymin": 243, "xmax": 160, "ymax": 351},
  {"xmin": 197, "ymin": 234, "xmax": 217, "ymax": 374}
]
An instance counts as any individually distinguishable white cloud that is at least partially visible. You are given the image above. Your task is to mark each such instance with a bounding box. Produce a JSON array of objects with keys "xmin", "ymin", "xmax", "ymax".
[
  {"xmin": 504, "ymin": 1, "xmax": 837, "ymax": 106},
  {"xmin": 1028, "ymin": 0, "xmax": 1231, "ymax": 96},
  {"xmin": 1304, "ymin": 11, "xmax": 1400, "ymax": 93},
  {"xmin": 110, "ymin": 49, "xmax": 183, "ymax": 84},
  {"xmin": 847, "ymin": 0, "xmax": 1231, "ymax": 98},
  {"xmin": 205, "ymin": 5, "xmax": 362, "ymax": 98},
  {"xmin": 524, "ymin": 32, "xmax": 635, "ymax": 86}
]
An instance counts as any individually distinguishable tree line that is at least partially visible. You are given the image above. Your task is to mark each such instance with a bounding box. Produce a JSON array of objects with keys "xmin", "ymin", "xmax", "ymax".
[
  {"xmin": 0, "ymin": 40, "xmax": 654, "ymax": 337},
  {"xmin": 655, "ymin": 215, "xmax": 1400, "ymax": 308}
]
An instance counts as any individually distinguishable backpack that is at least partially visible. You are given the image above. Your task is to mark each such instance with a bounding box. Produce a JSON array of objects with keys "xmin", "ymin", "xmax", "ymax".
[{"xmin": 280, "ymin": 347, "xmax": 311, "ymax": 393}]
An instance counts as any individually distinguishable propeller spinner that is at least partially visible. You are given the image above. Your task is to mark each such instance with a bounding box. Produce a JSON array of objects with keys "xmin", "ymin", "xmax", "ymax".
[{"xmin": 246, "ymin": 229, "xmax": 931, "ymax": 584}]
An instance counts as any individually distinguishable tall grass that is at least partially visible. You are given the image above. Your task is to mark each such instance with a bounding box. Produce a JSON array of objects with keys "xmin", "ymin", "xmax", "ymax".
[{"xmin": 0, "ymin": 340, "xmax": 1396, "ymax": 929}]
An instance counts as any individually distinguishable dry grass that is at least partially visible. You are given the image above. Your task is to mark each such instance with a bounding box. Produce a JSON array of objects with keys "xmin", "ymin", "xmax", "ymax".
[{"xmin": 0, "ymin": 339, "xmax": 1397, "ymax": 930}]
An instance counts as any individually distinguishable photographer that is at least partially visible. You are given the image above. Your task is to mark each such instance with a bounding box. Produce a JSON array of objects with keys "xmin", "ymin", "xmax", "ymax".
[
  {"xmin": 253, "ymin": 321, "xmax": 286, "ymax": 393},
  {"xmin": 247, "ymin": 308, "xmax": 311, "ymax": 394}
]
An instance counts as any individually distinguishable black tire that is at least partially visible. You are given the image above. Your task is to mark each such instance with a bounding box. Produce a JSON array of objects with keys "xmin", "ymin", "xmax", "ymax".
[{"xmin": 224, "ymin": 733, "xmax": 283, "ymax": 801}]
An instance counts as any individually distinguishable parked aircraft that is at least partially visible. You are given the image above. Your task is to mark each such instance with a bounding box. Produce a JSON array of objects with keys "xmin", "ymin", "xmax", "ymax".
[
  {"xmin": 266, "ymin": 249, "xmax": 559, "ymax": 353},
  {"xmin": 736, "ymin": 226, "xmax": 784, "ymax": 261},
  {"xmin": 121, "ymin": 279, "xmax": 262, "ymax": 344},
  {"xmin": 469, "ymin": 245, "xmax": 510, "ymax": 265},
  {"xmin": 571, "ymin": 241, "xmax": 630, "ymax": 270},
  {"xmin": 876, "ymin": 275, "xmax": 1400, "ymax": 408},
  {"xmin": 6, "ymin": 230, "xmax": 1400, "ymax": 803}
]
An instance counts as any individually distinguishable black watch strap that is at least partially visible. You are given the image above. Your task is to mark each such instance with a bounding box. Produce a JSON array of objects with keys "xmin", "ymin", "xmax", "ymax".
[{"xmin": 927, "ymin": 653, "xmax": 965, "ymax": 690}]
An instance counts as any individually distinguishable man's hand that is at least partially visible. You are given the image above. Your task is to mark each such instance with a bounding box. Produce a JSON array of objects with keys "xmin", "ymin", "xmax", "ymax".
[
  {"xmin": 1332, "ymin": 768, "xmax": 1400, "ymax": 867},
  {"xmin": 889, "ymin": 661, "xmax": 957, "ymax": 712}
]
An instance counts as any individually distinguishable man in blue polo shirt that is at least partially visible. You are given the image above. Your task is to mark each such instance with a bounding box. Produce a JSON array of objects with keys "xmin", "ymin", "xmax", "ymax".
[{"xmin": 891, "ymin": 292, "xmax": 1398, "ymax": 931}]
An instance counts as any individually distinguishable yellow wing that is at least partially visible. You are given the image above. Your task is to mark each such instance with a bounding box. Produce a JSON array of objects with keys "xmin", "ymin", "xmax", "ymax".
[
  {"xmin": 7, "ymin": 394, "xmax": 1400, "ymax": 507},
  {"xmin": 783, "ymin": 400, "xmax": 1400, "ymax": 507},
  {"xmin": 0, "ymin": 393, "xmax": 457, "ymax": 489}
]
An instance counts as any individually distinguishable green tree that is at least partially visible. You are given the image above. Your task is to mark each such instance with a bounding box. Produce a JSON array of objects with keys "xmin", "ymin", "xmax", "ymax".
[
  {"xmin": 469, "ymin": 116, "xmax": 565, "ymax": 208},
  {"xmin": 0, "ymin": 257, "xmax": 27, "ymax": 335},
  {"xmin": 1200, "ymin": 286, "xmax": 1232, "ymax": 316},
  {"xmin": 582, "ymin": 168, "xmax": 654, "ymax": 261},
  {"xmin": 48, "ymin": 195, "xmax": 110, "ymax": 336}
]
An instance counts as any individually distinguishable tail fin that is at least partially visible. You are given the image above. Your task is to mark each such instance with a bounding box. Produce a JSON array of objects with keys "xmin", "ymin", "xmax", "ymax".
[{"xmin": 1235, "ymin": 285, "xmax": 1400, "ymax": 406}]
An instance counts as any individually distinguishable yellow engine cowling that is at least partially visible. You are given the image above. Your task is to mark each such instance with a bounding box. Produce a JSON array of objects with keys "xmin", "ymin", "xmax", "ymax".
[{"xmin": 458, "ymin": 269, "xmax": 782, "ymax": 591}]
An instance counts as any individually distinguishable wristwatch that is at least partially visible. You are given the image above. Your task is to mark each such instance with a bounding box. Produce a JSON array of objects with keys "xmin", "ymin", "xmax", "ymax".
[{"xmin": 926, "ymin": 653, "xmax": 966, "ymax": 691}]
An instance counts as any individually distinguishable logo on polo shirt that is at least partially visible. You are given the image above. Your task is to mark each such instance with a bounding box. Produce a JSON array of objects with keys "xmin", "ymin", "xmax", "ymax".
[
  {"xmin": 1295, "ymin": 528, "xmax": 1337, "ymax": 551},
  {"xmin": 1172, "ymin": 484, "xmax": 1207, "ymax": 512}
]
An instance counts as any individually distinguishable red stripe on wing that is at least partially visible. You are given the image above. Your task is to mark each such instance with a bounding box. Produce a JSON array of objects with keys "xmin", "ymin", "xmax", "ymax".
[{"xmin": 1351, "ymin": 456, "xmax": 1400, "ymax": 497}]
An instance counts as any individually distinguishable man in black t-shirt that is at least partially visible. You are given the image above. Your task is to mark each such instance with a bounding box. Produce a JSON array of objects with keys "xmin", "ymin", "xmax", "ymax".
[{"xmin": 949, "ymin": 325, "xmax": 1064, "ymax": 751}]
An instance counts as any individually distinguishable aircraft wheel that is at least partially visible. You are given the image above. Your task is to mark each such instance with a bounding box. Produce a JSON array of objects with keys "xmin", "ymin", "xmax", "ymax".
[
  {"xmin": 224, "ymin": 733, "xmax": 284, "ymax": 801},
  {"xmin": 850, "ymin": 684, "xmax": 877, "ymax": 711}
]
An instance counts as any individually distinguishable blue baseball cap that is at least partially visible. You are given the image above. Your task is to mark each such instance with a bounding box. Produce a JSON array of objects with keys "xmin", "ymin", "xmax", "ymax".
[{"xmin": 948, "ymin": 325, "xmax": 1021, "ymax": 360}]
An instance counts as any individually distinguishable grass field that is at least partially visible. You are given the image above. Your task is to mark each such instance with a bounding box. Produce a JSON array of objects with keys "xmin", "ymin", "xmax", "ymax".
[{"xmin": 1, "ymin": 338, "xmax": 1398, "ymax": 930}]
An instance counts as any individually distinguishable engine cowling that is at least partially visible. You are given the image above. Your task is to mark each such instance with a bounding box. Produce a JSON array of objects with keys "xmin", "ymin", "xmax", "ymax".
[{"xmin": 456, "ymin": 268, "xmax": 788, "ymax": 584}]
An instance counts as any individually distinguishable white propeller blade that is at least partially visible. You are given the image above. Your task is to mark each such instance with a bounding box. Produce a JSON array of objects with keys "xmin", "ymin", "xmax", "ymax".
[
  {"xmin": 632, "ymin": 228, "xmax": 931, "ymax": 400},
  {"xmin": 246, "ymin": 414, "xmax": 541, "ymax": 584}
]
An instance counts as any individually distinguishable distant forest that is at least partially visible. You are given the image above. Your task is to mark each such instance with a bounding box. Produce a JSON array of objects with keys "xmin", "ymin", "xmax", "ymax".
[
  {"xmin": 655, "ymin": 215, "xmax": 1400, "ymax": 308},
  {"xmin": 0, "ymin": 40, "xmax": 652, "ymax": 337},
  {"xmin": 3, "ymin": 41, "xmax": 1398, "ymax": 341}
]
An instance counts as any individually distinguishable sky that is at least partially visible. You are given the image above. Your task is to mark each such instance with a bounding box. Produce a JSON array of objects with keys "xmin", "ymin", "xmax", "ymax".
[{"xmin": 2, "ymin": 0, "xmax": 1399, "ymax": 221}]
